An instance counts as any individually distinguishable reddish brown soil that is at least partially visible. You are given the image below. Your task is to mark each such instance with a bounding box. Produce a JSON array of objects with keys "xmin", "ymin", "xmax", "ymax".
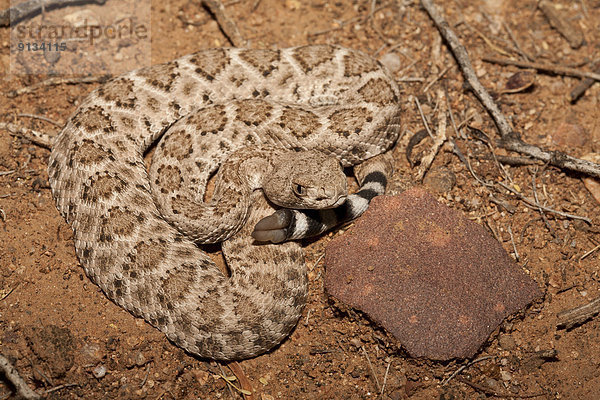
[{"xmin": 1, "ymin": 0, "xmax": 600, "ymax": 399}]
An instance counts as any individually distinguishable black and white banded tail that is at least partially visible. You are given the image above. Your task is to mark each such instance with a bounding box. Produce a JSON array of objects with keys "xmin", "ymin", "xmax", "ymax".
[{"xmin": 252, "ymin": 153, "xmax": 394, "ymax": 243}]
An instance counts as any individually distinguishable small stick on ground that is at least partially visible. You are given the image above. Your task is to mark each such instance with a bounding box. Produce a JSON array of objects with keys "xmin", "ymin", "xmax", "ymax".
[
  {"xmin": 44, "ymin": 383, "xmax": 79, "ymax": 395},
  {"xmin": 422, "ymin": 65, "xmax": 451, "ymax": 93},
  {"xmin": 482, "ymin": 56, "xmax": 600, "ymax": 82},
  {"xmin": 442, "ymin": 355, "xmax": 494, "ymax": 385},
  {"xmin": 309, "ymin": 3, "xmax": 391, "ymax": 37},
  {"xmin": 217, "ymin": 363, "xmax": 236, "ymax": 398},
  {"xmin": 538, "ymin": 0, "xmax": 584, "ymax": 49},
  {"xmin": 0, "ymin": 0, "xmax": 105, "ymax": 26},
  {"xmin": 497, "ymin": 181, "xmax": 591, "ymax": 224},
  {"xmin": 415, "ymin": 90, "xmax": 447, "ymax": 182},
  {"xmin": 580, "ymin": 243, "xmax": 600, "ymax": 261},
  {"xmin": 251, "ymin": 0, "xmax": 262, "ymax": 12},
  {"xmin": 502, "ymin": 22, "xmax": 534, "ymax": 62},
  {"xmin": 139, "ymin": 363, "xmax": 151, "ymax": 389},
  {"xmin": 508, "ymin": 225, "xmax": 519, "ymax": 261},
  {"xmin": 361, "ymin": 346, "xmax": 381, "ymax": 393},
  {"xmin": 0, "ymin": 354, "xmax": 40, "ymax": 400},
  {"xmin": 201, "ymin": 0, "xmax": 246, "ymax": 47},
  {"xmin": 7, "ymin": 75, "xmax": 111, "ymax": 98},
  {"xmin": 228, "ymin": 362, "xmax": 254, "ymax": 399},
  {"xmin": 17, "ymin": 113, "xmax": 63, "ymax": 128},
  {"xmin": 456, "ymin": 376, "xmax": 546, "ymax": 398},
  {"xmin": 420, "ymin": 0, "xmax": 600, "ymax": 178},
  {"xmin": 493, "ymin": 155, "xmax": 539, "ymax": 166},
  {"xmin": 531, "ymin": 167, "xmax": 557, "ymax": 237},
  {"xmin": 380, "ymin": 361, "xmax": 391, "ymax": 398},
  {"xmin": 557, "ymin": 296, "xmax": 600, "ymax": 330},
  {"xmin": 0, "ymin": 122, "xmax": 53, "ymax": 148},
  {"xmin": 414, "ymin": 96, "xmax": 433, "ymax": 139},
  {"xmin": 569, "ymin": 62, "xmax": 600, "ymax": 102}
]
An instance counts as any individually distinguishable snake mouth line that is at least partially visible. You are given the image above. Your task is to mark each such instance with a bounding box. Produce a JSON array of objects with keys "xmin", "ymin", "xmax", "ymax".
[{"xmin": 328, "ymin": 195, "xmax": 348, "ymax": 209}]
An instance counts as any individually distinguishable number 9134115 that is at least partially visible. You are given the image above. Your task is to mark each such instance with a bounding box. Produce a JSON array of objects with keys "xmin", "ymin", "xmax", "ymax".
[{"xmin": 17, "ymin": 42, "xmax": 66, "ymax": 52}]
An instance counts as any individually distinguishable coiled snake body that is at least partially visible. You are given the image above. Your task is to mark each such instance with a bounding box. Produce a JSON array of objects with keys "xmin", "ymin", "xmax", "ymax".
[{"xmin": 48, "ymin": 45, "xmax": 401, "ymax": 359}]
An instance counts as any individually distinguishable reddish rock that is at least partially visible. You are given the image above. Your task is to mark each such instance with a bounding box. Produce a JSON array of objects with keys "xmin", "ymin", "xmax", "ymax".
[{"xmin": 325, "ymin": 187, "xmax": 541, "ymax": 360}]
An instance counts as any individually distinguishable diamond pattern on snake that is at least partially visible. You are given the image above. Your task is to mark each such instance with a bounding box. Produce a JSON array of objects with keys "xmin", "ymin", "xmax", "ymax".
[{"xmin": 48, "ymin": 45, "xmax": 401, "ymax": 360}]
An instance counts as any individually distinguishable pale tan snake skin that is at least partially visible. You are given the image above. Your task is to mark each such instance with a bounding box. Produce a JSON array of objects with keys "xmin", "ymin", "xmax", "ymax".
[{"xmin": 48, "ymin": 45, "xmax": 401, "ymax": 359}]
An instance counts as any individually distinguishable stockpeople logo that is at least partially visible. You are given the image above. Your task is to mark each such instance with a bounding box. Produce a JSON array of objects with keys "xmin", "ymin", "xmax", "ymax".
[{"xmin": 9, "ymin": 0, "xmax": 151, "ymax": 76}]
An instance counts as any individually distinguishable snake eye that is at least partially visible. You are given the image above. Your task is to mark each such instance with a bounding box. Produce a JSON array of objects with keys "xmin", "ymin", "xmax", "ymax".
[{"xmin": 293, "ymin": 183, "xmax": 306, "ymax": 196}]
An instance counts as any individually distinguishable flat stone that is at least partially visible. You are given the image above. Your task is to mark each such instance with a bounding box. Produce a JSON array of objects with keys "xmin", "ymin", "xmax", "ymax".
[{"xmin": 325, "ymin": 187, "xmax": 541, "ymax": 360}]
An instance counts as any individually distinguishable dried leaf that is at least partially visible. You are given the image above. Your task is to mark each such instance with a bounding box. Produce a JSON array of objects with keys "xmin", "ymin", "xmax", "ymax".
[{"xmin": 501, "ymin": 71, "xmax": 535, "ymax": 94}]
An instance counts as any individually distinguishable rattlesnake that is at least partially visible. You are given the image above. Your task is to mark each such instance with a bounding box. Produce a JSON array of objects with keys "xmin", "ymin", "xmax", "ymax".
[{"xmin": 48, "ymin": 45, "xmax": 402, "ymax": 360}]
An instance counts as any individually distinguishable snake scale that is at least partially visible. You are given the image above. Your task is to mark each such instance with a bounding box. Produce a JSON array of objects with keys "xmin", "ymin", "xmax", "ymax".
[{"xmin": 48, "ymin": 44, "xmax": 401, "ymax": 359}]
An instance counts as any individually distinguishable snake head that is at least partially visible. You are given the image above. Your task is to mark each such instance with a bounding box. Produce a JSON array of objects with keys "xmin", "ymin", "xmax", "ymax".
[{"xmin": 263, "ymin": 150, "xmax": 347, "ymax": 209}]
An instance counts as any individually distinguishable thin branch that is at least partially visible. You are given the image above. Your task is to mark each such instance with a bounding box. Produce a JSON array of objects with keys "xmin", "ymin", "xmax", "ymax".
[
  {"xmin": 569, "ymin": 62, "xmax": 600, "ymax": 102},
  {"xmin": 415, "ymin": 90, "xmax": 448, "ymax": 181},
  {"xmin": 44, "ymin": 383, "xmax": 79, "ymax": 394},
  {"xmin": 580, "ymin": 243, "xmax": 600, "ymax": 261},
  {"xmin": 442, "ymin": 355, "xmax": 494, "ymax": 385},
  {"xmin": 502, "ymin": 22, "xmax": 534, "ymax": 62},
  {"xmin": 0, "ymin": 354, "xmax": 40, "ymax": 400},
  {"xmin": 0, "ymin": 122, "xmax": 53, "ymax": 148},
  {"xmin": 508, "ymin": 225, "xmax": 519, "ymax": 261},
  {"xmin": 414, "ymin": 96, "xmax": 433, "ymax": 139},
  {"xmin": 497, "ymin": 181, "xmax": 591, "ymax": 224},
  {"xmin": 309, "ymin": 3, "xmax": 391, "ymax": 36},
  {"xmin": 456, "ymin": 376, "xmax": 547, "ymax": 398},
  {"xmin": 482, "ymin": 56, "xmax": 600, "ymax": 82},
  {"xmin": 361, "ymin": 346, "xmax": 381, "ymax": 393},
  {"xmin": 420, "ymin": 0, "xmax": 600, "ymax": 179},
  {"xmin": 0, "ymin": 0, "xmax": 106, "ymax": 26},
  {"xmin": 557, "ymin": 296, "xmax": 600, "ymax": 330},
  {"xmin": 6, "ymin": 75, "xmax": 110, "ymax": 98},
  {"xmin": 17, "ymin": 113, "xmax": 63, "ymax": 128},
  {"xmin": 201, "ymin": 0, "xmax": 246, "ymax": 47}
]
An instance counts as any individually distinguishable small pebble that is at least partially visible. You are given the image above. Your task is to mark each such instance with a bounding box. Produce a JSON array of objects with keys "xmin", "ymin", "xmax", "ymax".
[
  {"xmin": 93, "ymin": 364, "xmax": 106, "ymax": 379},
  {"xmin": 135, "ymin": 352, "xmax": 146, "ymax": 367},
  {"xmin": 423, "ymin": 168, "xmax": 456, "ymax": 194},
  {"xmin": 500, "ymin": 370, "xmax": 512, "ymax": 381},
  {"xmin": 498, "ymin": 335, "xmax": 516, "ymax": 351},
  {"xmin": 379, "ymin": 52, "xmax": 402, "ymax": 73},
  {"xmin": 550, "ymin": 121, "xmax": 588, "ymax": 148}
]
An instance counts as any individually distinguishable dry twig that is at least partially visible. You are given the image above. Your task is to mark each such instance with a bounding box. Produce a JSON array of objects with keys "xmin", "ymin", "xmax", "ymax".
[
  {"xmin": 7, "ymin": 75, "xmax": 110, "ymax": 98},
  {"xmin": 557, "ymin": 296, "xmax": 600, "ymax": 330},
  {"xmin": 420, "ymin": 0, "xmax": 600, "ymax": 179},
  {"xmin": 456, "ymin": 376, "xmax": 546, "ymax": 398},
  {"xmin": 502, "ymin": 22, "xmax": 534, "ymax": 62},
  {"xmin": 0, "ymin": 0, "xmax": 105, "ymax": 26},
  {"xmin": 415, "ymin": 90, "xmax": 447, "ymax": 181},
  {"xmin": 201, "ymin": 0, "xmax": 246, "ymax": 47},
  {"xmin": 569, "ymin": 62, "xmax": 600, "ymax": 102},
  {"xmin": 361, "ymin": 346, "xmax": 381, "ymax": 393},
  {"xmin": 0, "ymin": 122, "xmax": 53, "ymax": 148},
  {"xmin": 442, "ymin": 355, "xmax": 494, "ymax": 385},
  {"xmin": 508, "ymin": 225, "xmax": 519, "ymax": 261},
  {"xmin": 0, "ymin": 354, "xmax": 40, "ymax": 400},
  {"xmin": 538, "ymin": 0, "xmax": 584, "ymax": 49},
  {"xmin": 44, "ymin": 383, "xmax": 79, "ymax": 395},
  {"xmin": 580, "ymin": 243, "xmax": 600, "ymax": 261},
  {"xmin": 228, "ymin": 362, "xmax": 254, "ymax": 399},
  {"xmin": 309, "ymin": 3, "xmax": 391, "ymax": 36},
  {"xmin": 497, "ymin": 181, "xmax": 591, "ymax": 224},
  {"xmin": 17, "ymin": 113, "xmax": 63, "ymax": 128},
  {"xmin": 483, "ymin": 56, "xmax": 600, "ymax": 82}
]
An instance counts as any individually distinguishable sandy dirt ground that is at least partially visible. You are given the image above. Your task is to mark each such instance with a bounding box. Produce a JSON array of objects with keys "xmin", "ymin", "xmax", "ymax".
[{"xmin": 1, "ymin": 0, "xmax": 600, "ymax": 398}]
